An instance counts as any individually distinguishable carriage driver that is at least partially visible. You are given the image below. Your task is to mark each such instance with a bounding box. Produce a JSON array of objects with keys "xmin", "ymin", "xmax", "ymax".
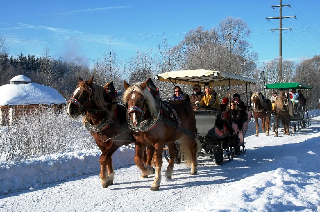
[
  {"xmin": 172, "ymin": 86, "xmax": 190, "ymax": 102},
  {"xmin": 270, "ymin": 91, "xmax": 277, "ymax": 112}
]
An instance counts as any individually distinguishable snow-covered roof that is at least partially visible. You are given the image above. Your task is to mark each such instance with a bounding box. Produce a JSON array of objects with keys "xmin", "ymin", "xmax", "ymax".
[
  {"xmin": 157, "ymin": 69, "xmax": 256, "ymax": 86},
  {"xmin": 10, "ymin": 75, "xmax": 31, "ymax": 84},
  {"xmin": 0, "ymin": 75, "xmax": 66, "ymax": 106}
]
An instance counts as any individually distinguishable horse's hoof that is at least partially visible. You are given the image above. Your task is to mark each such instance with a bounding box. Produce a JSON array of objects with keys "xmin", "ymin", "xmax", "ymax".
[
  {"xmin": 255, "ymin": 134, "xmax": 258, "ymax": 137},
  {"xmin": 102, "ymin": 181, "xmax": 112, "ymax": 188},
  {"xmin": 141, "ymin": 175, "xmax": 149, "ymax": 178},
  {"xmin": 166, "ymin": 175, "xmax": 172, "ymax": 179},
  {"xmin": 150, "ymin": 186, "xmax": 160, "ymax": 191},
  {"xmin": 151, "ymin": 168, "xmax": 155, "ymax": 174},
  {"xmin": 190, "ymin": 171, "xmax": 197, "ymax": 175}
]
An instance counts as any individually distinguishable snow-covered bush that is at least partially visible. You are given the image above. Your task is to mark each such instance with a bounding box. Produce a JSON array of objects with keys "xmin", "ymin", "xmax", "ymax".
[{"xmin": 0, "ymin": 109, "xmax": 94, "ymax": 161}]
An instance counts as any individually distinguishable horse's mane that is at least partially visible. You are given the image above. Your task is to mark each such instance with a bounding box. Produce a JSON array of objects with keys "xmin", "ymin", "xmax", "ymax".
[
  {"xmin": 122, "ymin": 82, "xmax": 158, "ymax": 117},
  {"xmin": 91, "ymin": 83, "xmax": 111, "ymax": 110}
]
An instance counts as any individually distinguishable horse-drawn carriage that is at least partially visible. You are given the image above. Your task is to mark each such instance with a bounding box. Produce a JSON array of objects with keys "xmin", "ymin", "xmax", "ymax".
[
  {"xmin": 156, "ymin": 69, "xmax": 256, "ymax": 165},
  {"xmin": 264, "ymin": 82, "xmax": 313, "ymax": 133}
]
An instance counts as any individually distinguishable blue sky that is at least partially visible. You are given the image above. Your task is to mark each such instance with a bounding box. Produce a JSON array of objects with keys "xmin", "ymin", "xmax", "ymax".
[{"xmin": 0, "ymin": 0, "xmax": 319, "ymax": 68}]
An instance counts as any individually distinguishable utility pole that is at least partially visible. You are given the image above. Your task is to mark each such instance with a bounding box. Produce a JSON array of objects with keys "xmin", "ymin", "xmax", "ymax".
[{"xmin": 266, "ymin": 0, "xmax": 296, "ymax": 82}]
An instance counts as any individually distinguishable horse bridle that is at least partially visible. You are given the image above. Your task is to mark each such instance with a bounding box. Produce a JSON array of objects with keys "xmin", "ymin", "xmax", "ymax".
[
  {"xmin": 127, "ymin": 93, "xmax": 147, "ymax": 118},
  {"xmin": 68, "ymin": 84, "xmax": 111, "ymax": 114}
]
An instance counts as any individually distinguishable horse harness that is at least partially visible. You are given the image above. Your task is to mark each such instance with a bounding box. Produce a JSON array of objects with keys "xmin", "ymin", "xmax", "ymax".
[
  {"xmin": 128, "ymin": 100, "xmax": 196, "ymax": 139},
  {"xmin": 252, "ymin": 94, "xmax": 270, "ymax": 113},
  {"xmin": 68, "ymin": 84, "xmax": 129, "ymax": 143}
]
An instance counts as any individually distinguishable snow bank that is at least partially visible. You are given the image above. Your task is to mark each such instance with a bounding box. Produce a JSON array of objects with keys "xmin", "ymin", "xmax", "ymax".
[{"xmin": 0, "ymin": 147, "xmax": 135, "ymax": 194}]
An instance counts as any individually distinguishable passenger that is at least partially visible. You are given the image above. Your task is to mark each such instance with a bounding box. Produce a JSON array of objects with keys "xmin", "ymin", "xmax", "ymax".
[
  {"xmin": 232, "ymin": 93, "xmax": 245, "ymax": 111},
  {"xmin": 297, "ymin": 90, "xmax": 306, "ymax": 111},
  {"xmin": 220, "ymin": 97, "xmax": 229, "ymax": 111},
  {"xmin": 190, "ymin": 84, "xmax": 203, "ymax": 110},
  {"xmin": 270, "ymin": 91, "xmax": 277, "ymax": 112},
  {"xmin": 200, "ymin": 86, "xmax": 220, "ymax": 110},
  {"xmin": 232, "ymin": 93, "xmax": 247, "ymax": 129},
  {"xmin": 290, "ymin": 89, "xmax": 299, "ymax": 112},
  {"xmin": 171, "ymin": 86, "xmax": 190, "ymax": 102}
]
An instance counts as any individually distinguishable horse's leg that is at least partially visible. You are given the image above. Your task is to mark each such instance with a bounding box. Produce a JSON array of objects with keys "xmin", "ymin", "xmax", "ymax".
[
  {"xmin": 189, "ymin": 137, "xmax": 199, "ymax": 175},
  {"xmin": 99, "ymin": 154, "xmax": 110, "ymax": 188},
  {"xmin": 282, "ymin": 118, "xmax": 287, "ymax": 134},
  {"xmin": 134, "ymin": 143, "xmax": 152, "ymax": 178},
  {"xmin": 151, "ymin": 142, "xmax": 163, "ymax": 191},
  {"xmin": 286, "ymin": 117, "xmax": 290, "ymax": 135},
  {"xmin": 96, "ymin": 138, "xmax": 114, "ymax": 188},
  {"xmin": 261, "ymin": 115, "xmax": 266, "ymax": 133},
  {"xmin": 145, "ymin": 145, "xmax": 155, "ymax": 175},
  {"xmin": 265, "ymin": 113, "xmax": 270, "ymax": 136},
  {"xmin": 165, "ymin": 141, "xmax": 175, "ymax": 179},
  {"xmin": 255, "ymin": 116, "xmax": 259, "ymax": 137},
  {"xmin": 274, "ymin": 115, "xmax": 279, "ymax": 137},
  {"xmin": 104, "ymin": 144, "xmax": 119, "ymax": 187}
]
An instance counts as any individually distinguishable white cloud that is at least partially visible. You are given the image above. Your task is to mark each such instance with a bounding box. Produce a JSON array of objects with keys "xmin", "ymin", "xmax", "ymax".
[{"xmin": 53, "ymin": 6, "xmax": 132, "ymax": 16}]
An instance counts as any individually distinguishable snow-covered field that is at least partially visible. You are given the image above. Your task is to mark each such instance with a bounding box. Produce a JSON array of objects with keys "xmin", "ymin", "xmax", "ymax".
[{"xmin": 1, "ymin": 110, "xmax": 320, "ymax": 211}]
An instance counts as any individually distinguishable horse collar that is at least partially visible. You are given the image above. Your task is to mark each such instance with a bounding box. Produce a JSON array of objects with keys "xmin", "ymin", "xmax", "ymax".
[{"xmin": 84, "ymin": 106, "xmax": 118, "ymax": 133}]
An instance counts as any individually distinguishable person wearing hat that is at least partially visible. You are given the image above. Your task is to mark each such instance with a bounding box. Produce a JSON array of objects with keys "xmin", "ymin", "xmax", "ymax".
[
  {"xmin": 190, "ymin": 84, "xmax": 203, "ymax": 110},
  {"xmin": 200, "ymin": 85, "xmax": 220, "ymax": 110},
  {"xmin": 220, "ymin": 97, "xmax": 229, "ymax": 111}
]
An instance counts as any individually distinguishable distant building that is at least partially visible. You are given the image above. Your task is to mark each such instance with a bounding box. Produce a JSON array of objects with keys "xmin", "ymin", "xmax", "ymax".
[{"xmin": 0, "ymin": 75, "xmax": 66, "ymax": 125}]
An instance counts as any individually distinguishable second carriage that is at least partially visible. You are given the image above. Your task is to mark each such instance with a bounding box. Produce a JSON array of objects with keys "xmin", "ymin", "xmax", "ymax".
[
  {"xmin": 264, "ymin": 82, "xmax": 313, "ymax": 132},
  {"xmin": 157, "ymin": 69, "xmax": 256, "ymax": 165}
]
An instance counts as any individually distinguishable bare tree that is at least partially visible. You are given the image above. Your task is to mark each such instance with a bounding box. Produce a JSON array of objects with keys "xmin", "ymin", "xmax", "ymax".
[
  {"xmin": 92, "ymin": 49, "xmax": 124, "ymax": 89},
  {"xmin": 294, "ymin": 55, "xmax": 320, "ymax": 108}
]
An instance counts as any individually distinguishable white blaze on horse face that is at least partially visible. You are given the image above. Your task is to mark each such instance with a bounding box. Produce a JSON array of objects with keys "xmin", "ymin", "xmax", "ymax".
[
  {"xmin": 132, "ymin": 112, "xmax": 138, "ymax": 126},
  {"xmin": 131, "ymin": 93, "xmax": 136, "ymax": 100},
  {"xmin": 73, "ymin": 87, "xmax": 81, "ymax": 97}
]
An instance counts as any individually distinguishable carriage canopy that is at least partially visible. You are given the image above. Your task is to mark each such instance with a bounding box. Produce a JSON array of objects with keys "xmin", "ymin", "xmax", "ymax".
[
  {"xmin": 264, "ymin": 82, "xmax": 313, "ymax": 90},
  {"xmin": 156, "ymin": 69, "xmax": 256, "ymax": 86}
]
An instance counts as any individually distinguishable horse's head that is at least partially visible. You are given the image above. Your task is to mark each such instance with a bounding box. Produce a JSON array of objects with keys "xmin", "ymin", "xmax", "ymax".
[
  {"xmin": 67, "ymin": 76, "xmax": 115, "ymax": 118},
  {"xmin": 275, "ymin": 91, "xmax": 288, "ymax": 110},
  {"xmin": 251, "ymin": 92, "xmax": 263, "ymax": 110},
  {"xmin": 123, "ymin": 78, "xmax": 157, "ymax": 128}
]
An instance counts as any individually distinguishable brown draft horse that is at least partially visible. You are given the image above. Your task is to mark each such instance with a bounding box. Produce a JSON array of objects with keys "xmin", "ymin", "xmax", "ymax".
[
  {"xmin": 123, "ymin": 78, "xmax": 201, "ymax": 191},
  {"xmin": 251, "ymin": 92, "xmax": 272, "ymax": 136},
  {"xmin": 67, "ymin": 76, "xmax": 154, "ymax": 188},
  {"xmin": 274, "ymin": 90, "xmax": 291, "ymax": 137}
]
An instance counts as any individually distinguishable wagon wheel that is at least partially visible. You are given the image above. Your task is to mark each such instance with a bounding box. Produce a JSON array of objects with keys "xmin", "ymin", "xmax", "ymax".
[
  {"xmin": 163, "ymin": 142, "xmax": 181, "ymax": 164},
  {"xmin": 213, "ymin": 148, "xmax": 224, "ymax": 165}
]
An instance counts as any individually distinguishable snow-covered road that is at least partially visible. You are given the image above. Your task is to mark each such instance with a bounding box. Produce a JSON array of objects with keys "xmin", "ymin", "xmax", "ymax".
[{"xmin": 1, "ymin": 111, "xmax": 320, "ymax": 211}]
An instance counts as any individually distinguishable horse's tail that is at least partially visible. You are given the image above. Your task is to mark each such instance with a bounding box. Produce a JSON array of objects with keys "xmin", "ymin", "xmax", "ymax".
[
  {"xmin": 178, "ymin": 101, "xmax": 201, "ymax": 166},
  {"xmin": 179, "ymin": 137, "xmax": 201, "ymax": 166}
]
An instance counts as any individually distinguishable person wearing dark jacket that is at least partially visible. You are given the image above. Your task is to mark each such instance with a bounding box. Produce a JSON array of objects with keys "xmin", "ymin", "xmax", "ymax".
[
  {"xmin": 190, "ymin": 84, "xmax": 203, "ymax": 110},
  {"xmin": 171, "ymin": 86, "xmax": 190, "ymax": 102},
  {"xmin": 232, "ymin": 93, "xmax": 247, "ymax": 130}
]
